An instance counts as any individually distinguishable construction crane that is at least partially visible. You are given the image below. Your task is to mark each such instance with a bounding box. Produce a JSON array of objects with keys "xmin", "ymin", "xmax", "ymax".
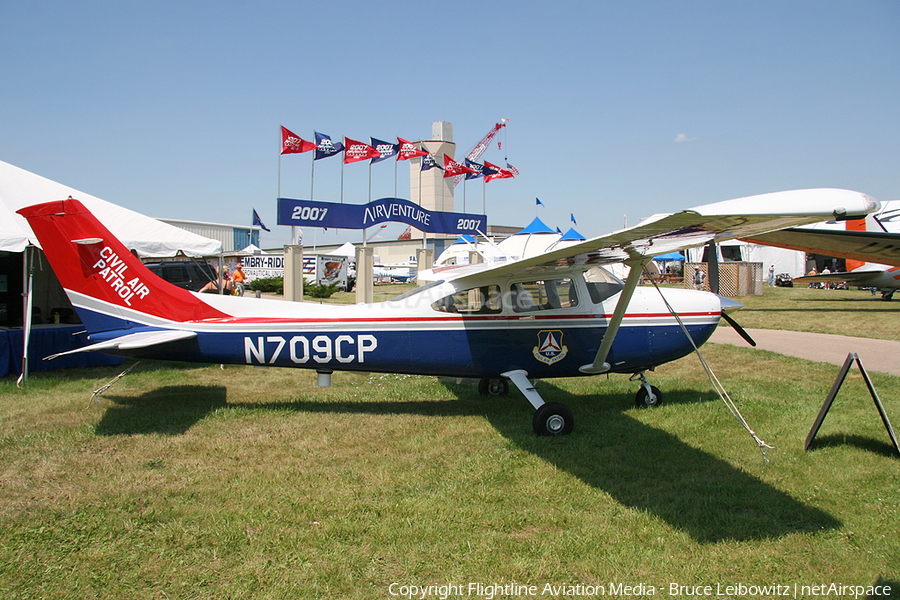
[{"xmin": 453, "ymin": 121, "xmax": 506, "ymax": 187}]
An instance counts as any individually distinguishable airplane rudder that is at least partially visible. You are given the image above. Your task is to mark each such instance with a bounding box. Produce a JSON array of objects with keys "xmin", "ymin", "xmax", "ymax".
[{"xmin": 19, "ymin": 198, "xmax": 226, "ymax": 322}]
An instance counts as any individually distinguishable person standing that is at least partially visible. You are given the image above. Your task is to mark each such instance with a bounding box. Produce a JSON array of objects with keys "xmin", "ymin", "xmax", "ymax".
[
  {"xmin": 768, "ymin": 264, "xmax": 775, "ymax": 287},
  {"xmin": 232, "ymin": 263, "xmax": 247, "ymax": 296}
]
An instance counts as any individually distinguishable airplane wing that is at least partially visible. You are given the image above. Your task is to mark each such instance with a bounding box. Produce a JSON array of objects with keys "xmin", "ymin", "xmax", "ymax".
[
  {"xmin": 428, "ymin": 189, "xmax": 879, "ymax": 375},
  {"xmin": 430, "ymin": 189, "xmax": 880, "ymax": 284},
  {"xmin": 792, "ymin": 271, "xmax": 885, "ymax": 286},
  {"xmin": 744, "ymin": 228, "xmax": 900, "ymax": 268},
  {"xmin": 45, "ymin": 329, "xmax": 197, "ymax": 360}
]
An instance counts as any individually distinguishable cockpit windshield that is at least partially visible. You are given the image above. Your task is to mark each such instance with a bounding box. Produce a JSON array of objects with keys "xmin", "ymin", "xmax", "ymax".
[{"xmin": 583, "ymin": 266, "xmax": 624, "ymax": 303}]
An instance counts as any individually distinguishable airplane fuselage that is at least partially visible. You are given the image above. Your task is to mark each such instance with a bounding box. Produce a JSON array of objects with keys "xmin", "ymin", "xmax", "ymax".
[{"xmin": 74, "ymin": 273, "xmax": 722, "ymax": 380}]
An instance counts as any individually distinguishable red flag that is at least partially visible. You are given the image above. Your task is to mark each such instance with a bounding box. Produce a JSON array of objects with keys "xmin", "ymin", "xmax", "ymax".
[
  {"xmin": 281, "ymin": 126, "xmax": 316, "ymax": 155},
  {"xmin": 397, "ymin": 137, "xmax": 428, "ymax": 161},
  {"xmin": 484, "ymin": 160, "xmax": 514, "ymax": 182},
  {"xmin": 343, "ymin": 137, "xmax": 382, "ymax": 164},
  {"xmin": 443, "ymin": 155, "xmax": 478, "ymax": 178}
]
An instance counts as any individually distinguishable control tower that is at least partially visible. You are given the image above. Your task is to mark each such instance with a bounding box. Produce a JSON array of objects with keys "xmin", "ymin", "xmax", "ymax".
[{"xmin": 408, "ymin": 121, "xmax": 456, "ymax": 241}]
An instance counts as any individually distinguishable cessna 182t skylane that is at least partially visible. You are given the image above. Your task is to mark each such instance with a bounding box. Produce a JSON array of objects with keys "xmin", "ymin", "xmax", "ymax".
[{"xmin": 19, "ymin": 190, "xmax": 879, "ymax": 435}]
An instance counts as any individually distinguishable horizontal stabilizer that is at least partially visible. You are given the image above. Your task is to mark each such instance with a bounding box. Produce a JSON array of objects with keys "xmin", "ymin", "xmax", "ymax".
[{"xmin": 44, "ymin": 329, "xmax": 197, "ymax": 360}]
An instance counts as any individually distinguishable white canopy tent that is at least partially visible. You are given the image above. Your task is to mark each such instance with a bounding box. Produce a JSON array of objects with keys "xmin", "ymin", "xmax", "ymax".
[
  {"xmin": 0, "ymin": 160, "xmax": 223, "ymax": 383},
  {"xmin": 0, "ymin": 160, "xmax": 222, "ymax": 257},
  {"xmin": 684, "ymin": 241, "xmax": 806, "ymax": 279}
]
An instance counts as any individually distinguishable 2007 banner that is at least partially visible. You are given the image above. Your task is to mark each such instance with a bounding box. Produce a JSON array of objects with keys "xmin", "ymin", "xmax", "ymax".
[{"xmin": 277, "ymin": 197, "xmax": 487, "ymax": 235}]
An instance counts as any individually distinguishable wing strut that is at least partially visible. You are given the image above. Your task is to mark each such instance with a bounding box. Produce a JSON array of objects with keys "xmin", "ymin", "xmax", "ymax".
[{"xmin": 579, "ymin": 258, "xmax": 648, "ymax": 374}]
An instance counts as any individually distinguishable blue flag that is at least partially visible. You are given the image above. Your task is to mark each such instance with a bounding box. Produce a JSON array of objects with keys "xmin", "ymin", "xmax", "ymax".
[
  {"xmin": 370, "ymin": 138, "xmax": 399, "ymax": 164},
  {"xmin": 570, "ymin": 213, "xmax": 577, "ymax": 225},
  {"xmin": 253, "ymin": 209, "xmax": 270, "ymax": 232},
  {"xmin": 420, "ymin": 153, "xmax": 443, "ymax": 172},
  {"xmin": 314, "ymin": 132, "xmax": 344, "ymax": 160},
  {"xmin": 536, "ymin": 198, "xmax": 545, "ymax": 207},
  {"xmin": 464, "ymin": 159, "xmax": 485, "ymax": 180}
]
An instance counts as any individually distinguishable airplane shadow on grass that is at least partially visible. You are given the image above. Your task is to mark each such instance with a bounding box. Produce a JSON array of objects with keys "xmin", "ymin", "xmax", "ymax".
[
  {"xmin": 448, "ymin": 380, "xmax": 841, "ymax": 544},
  {"xmin": 95, "ymin": 385, "xmax": 227, "ymax": 436},
  {"xmin": 93, "ymin": 379, "xmax": 841, "ymax": 543}
]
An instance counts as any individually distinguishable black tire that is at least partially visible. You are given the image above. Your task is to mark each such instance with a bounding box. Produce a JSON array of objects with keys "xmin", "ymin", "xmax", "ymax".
[
  {"xmin": 635, "ymin": 385, "xmax": 663, "ymax": 408},
  {"xmin": 478, "ymin": 378, "xmax": 509, "ymax": 396},
  {"xmin": 532, "ymin": 402, "xmax": 574, "ymax": 436}
]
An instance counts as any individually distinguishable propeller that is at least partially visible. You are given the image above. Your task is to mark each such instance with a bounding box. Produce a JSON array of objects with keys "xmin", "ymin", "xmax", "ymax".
[
  {"xmin": 715, "ymin": 295, "xmax": 756, "ymax": 347},
  {"xmin": 719, "ymin": 310, "xmax": 756, "ymax": 347}
]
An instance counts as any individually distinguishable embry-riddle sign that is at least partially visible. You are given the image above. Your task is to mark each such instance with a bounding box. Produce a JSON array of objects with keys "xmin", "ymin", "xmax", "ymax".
[{"xmin": 277, "ymin": 197, "xmax": 487, "ymax": 235}]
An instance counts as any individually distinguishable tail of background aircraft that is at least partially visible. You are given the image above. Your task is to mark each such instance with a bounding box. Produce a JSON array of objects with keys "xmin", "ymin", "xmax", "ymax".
[
  {"xmin": 18, "ymin": 198, "xmax": 227, "ymax": 333},
  {"xmin": 845, "ymin": 215, "xmax": 867, "ymax": 272}
]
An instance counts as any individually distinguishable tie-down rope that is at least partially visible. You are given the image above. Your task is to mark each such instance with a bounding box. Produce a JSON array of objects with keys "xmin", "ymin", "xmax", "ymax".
[{"xmin": 644, "ymin": 267, "xmax": 772, "ymax": 462}]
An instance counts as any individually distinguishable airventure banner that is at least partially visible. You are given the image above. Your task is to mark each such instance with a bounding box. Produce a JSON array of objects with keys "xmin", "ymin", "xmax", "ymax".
[{"xmin": 277, "ymin": 197, "xmax": 487, "ymax": 235}]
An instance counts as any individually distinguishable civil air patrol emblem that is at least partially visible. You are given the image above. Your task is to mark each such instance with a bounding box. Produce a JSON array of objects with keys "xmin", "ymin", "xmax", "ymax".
[{"xmin": 533, "ymin": 330, "xmax": 568, "ymax": 365}]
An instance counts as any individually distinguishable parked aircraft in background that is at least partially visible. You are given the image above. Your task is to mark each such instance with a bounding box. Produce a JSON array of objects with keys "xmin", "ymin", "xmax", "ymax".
[
  {"xmin": 19, "ymin": 189, "xmax": 878, "ymax": 435},
  {"xmin": 746, "ymin": 200, "xmax": 900, "ymax": 300}
]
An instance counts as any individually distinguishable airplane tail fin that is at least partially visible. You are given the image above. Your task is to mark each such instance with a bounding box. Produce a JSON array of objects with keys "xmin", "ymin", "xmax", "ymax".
[
  {"xmin": 845, "ymin": 216, "xmax": 867, "ymax": 271},
  {"xmin": 17, "ymin": 198, "xmax": 227, "ymax": 333}
]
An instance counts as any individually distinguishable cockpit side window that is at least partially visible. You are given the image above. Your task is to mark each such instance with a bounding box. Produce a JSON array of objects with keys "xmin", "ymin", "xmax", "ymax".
[
  {"xmin": 510, "ymin": 278, "xmax": 578, "ymax": 313},
  {"xmin": 431, "ymin": 285, "xmax": 502, "ymax": 315},
  {"xmin": 583, "ymin": 266, "xmax": 624, "ymax": 303}
]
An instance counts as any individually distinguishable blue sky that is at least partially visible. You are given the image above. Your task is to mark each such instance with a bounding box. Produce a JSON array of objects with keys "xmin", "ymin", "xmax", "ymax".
[{"xmin": 2, "ymin": 1, "xmax": 898, "ymax": 247}]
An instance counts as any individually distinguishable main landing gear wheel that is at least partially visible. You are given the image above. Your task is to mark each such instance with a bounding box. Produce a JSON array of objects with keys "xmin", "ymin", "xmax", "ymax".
[
  {"xmin": 478, "ymin": 378, "xmax": 509, "ymax": 396},
  {"xmin": 533, "ymin": 402, "xmax": 574, "ymax": 436},
  {"xmin": 635, "ymin": 385, "xmax": 662, "ymax": 408}
]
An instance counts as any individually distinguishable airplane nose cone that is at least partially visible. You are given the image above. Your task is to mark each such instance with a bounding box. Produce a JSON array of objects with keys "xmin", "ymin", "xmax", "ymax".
[{"xmin": 717, "ymin": 294, "xmax": 744, "ymax": 313}]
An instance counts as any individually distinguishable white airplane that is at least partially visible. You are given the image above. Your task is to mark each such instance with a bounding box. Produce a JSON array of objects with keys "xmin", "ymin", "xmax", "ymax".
[
  {"xmin": 745, "ymin": 200, "xmax": 900, "ymax": 300},
  {"xmin": 19, "ymin": 189, "xmax": 878, "ymax": 435}
]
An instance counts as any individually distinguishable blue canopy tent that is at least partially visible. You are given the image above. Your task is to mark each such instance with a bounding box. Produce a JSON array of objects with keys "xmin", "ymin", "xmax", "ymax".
[{"xmin": 654, "ymin": 251, "xmax": 685, "ymax": 261}]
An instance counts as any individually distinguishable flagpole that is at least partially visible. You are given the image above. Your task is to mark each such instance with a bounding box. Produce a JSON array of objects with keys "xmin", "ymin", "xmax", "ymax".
[
  {"xmin": 463, "ymin": 179, "xmax": 466, "ymax": 213},
  {"xmin": 419, "ymin": 157, "xmax": 426, "ymax": 250}
]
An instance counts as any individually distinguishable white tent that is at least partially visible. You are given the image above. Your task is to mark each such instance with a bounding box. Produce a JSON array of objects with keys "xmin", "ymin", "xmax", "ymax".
[
  {"xmin": 0, "ymin": 160, "xmax": 222, "ymax": 257},
  {"xmin": 331, "ymin": 242, "xmax": 357, "ymax": 258},
  {"xmin": 685, "ymin": 241, "xmax": 806, "ymax": 278}
]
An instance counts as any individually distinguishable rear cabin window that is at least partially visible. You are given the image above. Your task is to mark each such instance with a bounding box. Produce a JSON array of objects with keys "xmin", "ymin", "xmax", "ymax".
[
  {"xmin": 583, "ymin": 266, "xmax": 624, "ymax": 303},
  {"xmin": 431, "ymin": 285, "xmax": 502, "ymax": 315},
  {"xmin": 510, "ymin": 278, "xmax": 578, "ymax": 313}
]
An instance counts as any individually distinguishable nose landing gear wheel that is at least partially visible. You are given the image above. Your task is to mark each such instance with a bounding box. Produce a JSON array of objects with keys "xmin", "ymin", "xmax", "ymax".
[
  {"xmin": 533, "ymin": 402, "xmax": 574, "ymax": 436},
  {"xmin": 635, "ymin": 385, "xmax": 662, "ymax": 408},
  {"xmin": 478, "ymin": 378, "xmax": 509, "ymax": 396}
]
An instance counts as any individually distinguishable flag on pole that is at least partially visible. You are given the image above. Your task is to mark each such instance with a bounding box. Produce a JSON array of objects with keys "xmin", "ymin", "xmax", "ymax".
[
  {"xmin": 506, "ymin": 162, "xmax": 520, "ymax": 176},
  {"xmin": 281, "ymin": 126, "xmax": 316, "ymax": 155},
  {"xmin": 397, "ymin": 137, "xmax": 428, "ymax": 161},
  {"xmin": 481, "ymin": 162, "xmax": 500, "ymax": 179},
  {"xmin": 253, "ymin": 209, "xmax": 271, "ymax": 232},
  {"xmin": 343, "ymin": 137, "xmax": 381, "ymax": 164},
  {"xmin": 484, "ymin": 161, "xmax": 514, "ymax": 182},
  {"xmin": 443, "ymin": 155, "xmax": 477, "ymax": 178},
  {"xmin": 420, "ymin": 153, "xmax": 443, "ymax": 172},
  {"xmin": 536, "ymin": 198, "xmax": 545, "ymax": 207},
  {"xmin": 314, "ymin": 132, "xmax": 344, "ymax": 160},
  {"xmin": 370, "ymin": 137, "xmax": 399, "ymax": 164},
  {"xmin": 464, "ymin": 159, "xmax": 485, "ymax": 180},
  {"xmin": 571, "ymin": 213, "xmax": 577, "ymax": 225}
]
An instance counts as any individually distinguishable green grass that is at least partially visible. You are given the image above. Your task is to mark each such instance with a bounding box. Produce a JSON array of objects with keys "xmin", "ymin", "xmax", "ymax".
[
  {"xmin": 723, "ymin": 285, "xmax": 899, "ymax": 341},
  {"xmin": 1, "ymin": 288, "xmax": 899, "ymax": 599}
]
